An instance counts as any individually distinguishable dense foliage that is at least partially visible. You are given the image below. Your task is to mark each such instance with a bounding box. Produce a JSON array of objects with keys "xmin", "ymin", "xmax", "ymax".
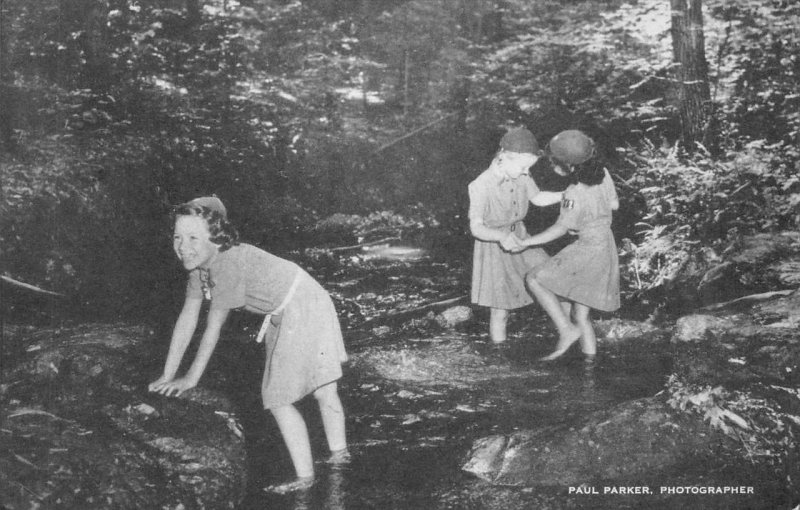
[{"xmin": 1, "ymin": 0, "xmax": 799, "ymax": 318}]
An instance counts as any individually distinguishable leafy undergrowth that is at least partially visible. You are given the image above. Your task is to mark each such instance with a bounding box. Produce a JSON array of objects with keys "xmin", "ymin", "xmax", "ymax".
[{"xmin": 666, "ymin": 375, "xmax": 800, "ymax": 494}]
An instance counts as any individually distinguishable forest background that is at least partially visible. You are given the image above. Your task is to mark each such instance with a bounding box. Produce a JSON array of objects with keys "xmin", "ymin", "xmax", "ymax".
[{"xmin": 1, "ymin": 0, "xmax": 799, "ymax": 324}]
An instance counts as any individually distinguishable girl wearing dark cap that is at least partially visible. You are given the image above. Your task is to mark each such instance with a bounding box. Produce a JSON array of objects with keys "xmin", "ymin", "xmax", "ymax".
[
  {"xmin": 149, "ymin": 197, "xmax": 349, "ymax": 494},
  {"xmin": 468, "ymin": 127, "xmax": 564, "ymax": 343},
  {"xmin": 515, "ymin": 130, "xmax": 621, "ymax": 360}
]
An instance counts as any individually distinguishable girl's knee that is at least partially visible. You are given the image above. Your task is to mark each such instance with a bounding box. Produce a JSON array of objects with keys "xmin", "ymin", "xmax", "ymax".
[
  {"xmin": 573, "ymin": 304, "xmax": 591, "ymax": 321},
  {"xmin": 313, "ymin": 381, "xmax": 340, "ymax": 402},
  {"xmin": 269, "ymin": 404, "xmax": 297, "ymax": 420}
]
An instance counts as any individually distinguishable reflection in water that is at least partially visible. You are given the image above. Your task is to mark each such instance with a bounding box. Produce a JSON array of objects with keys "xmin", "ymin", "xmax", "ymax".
[
  {"xmin": 360, "ymin": 244, "xmax": 428, "ymax": 261},
  {"xmin": 238, "ymin": 462, "xmax": 348, "ymax": 510},
  {"xmin": 581, "ymin": 356, "xmax": 597, "ymax": 395},
  {"xmin": 324, "ymin": 465, "xmax": 347, "ymax": 510}
]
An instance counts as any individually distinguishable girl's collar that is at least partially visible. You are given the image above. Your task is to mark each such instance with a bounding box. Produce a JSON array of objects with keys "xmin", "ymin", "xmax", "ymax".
[{"xmin": 492, "ymin": 164, "xmax": 526, "ymax": 183}]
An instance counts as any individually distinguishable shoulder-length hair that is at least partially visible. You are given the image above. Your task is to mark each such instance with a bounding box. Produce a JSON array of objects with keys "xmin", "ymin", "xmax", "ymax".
[
  {"xmin": 172, "ymin": 203, "xmax": 240, "ymax": 251},
  {"xmin": 551, "ymin": 155, "xmax": 606, "ymax": 187}
]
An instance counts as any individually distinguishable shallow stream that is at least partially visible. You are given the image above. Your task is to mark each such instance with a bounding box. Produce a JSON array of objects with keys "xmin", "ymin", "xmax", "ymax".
[{"xmin": 223, "ymin": 244, "xmax": 674, "ymax": 509}]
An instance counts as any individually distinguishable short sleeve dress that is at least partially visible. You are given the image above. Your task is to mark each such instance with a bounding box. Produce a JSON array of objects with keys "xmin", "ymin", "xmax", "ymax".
[
  {"xmin": 468, "ymin": 168, "xmax": 550, "ymax": 310},
  {"xmin": 186, "ymin": 243, "xmax": 348, "ymax": 408},
  {"xmin": 531, "ymin": 169, "xmax": 620, "ymax": 312}
]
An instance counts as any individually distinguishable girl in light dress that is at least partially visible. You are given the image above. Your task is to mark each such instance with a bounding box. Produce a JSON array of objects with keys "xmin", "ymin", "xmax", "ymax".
[
  {"xmin": 468, "ymin": 127, "xmax": 564, "ymax": 343},
  {"xmin": 149, "ymin": 196, "xmax": 349, "ymax": 494}
]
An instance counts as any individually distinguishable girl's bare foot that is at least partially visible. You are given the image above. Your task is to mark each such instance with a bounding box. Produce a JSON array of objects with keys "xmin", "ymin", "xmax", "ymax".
[
  {"xmin": 540, "ymin": 325, "xmax": 581, "ymax": 361},
  {"xmin": 264, "ymin": 476, "xmax": 315, "ymax": 494}
]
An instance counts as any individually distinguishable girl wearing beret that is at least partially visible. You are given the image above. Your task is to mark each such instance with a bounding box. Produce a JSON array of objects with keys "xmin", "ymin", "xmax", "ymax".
[
  {"xmin": 517, "ymin": 130, "xmax": 620, "ymax": 360},
  {"xmin": 149, "ymin": 197, "xmax": 349, "ymax": 494},
  {"xmin": 468, "ymin": 128, "xmax": 564, "ymax": 343}
]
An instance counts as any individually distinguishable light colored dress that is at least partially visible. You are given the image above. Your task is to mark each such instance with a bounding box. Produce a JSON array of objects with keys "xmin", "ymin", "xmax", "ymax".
[
  {"xmin": 468, "ymin": 168, "xmax": 550, "ymax": 310},
  {"xmin": 186, "ymin": 243, "xmax": 347, "ymax": 408},
  {"xmin": 532, "ymin": 169, "xmax": 620, "ymax": 311}
]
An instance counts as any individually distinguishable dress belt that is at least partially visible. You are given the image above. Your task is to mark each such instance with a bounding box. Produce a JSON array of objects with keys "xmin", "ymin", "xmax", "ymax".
[{"xmin": 255, "ymin": 269, "xmax": 302, "ymax": 343}]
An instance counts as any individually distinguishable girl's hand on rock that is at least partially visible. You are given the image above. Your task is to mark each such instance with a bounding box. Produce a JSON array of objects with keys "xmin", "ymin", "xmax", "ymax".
[
  {"xmin": 149, "ymin": 376, "xmax": 196, "ymax": 397},
  {"xmin": 148, "ymin": 375, "xmax": 170, "ymax": 393}
]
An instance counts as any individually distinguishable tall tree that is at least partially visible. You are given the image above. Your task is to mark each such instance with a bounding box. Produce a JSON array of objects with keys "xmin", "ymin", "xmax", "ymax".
[
  {"xmin": 670, "ymin": 0, "xmax": 712, "ymax": 152},
  {"xmin": 0, "ymin": 0, "xmax": 14, "ymax": 152}
]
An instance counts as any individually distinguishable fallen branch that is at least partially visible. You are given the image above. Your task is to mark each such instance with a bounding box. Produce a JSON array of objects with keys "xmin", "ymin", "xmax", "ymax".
[
  {"xmin": 699, "ymin": 289, "xmax": 795, "ymax": 311},
  {"xmin": 1, "ymin": 275, "xmax": 65, "ymax": 297},
  {"xmin": 8, "ymin": 408, "xmax": 75, "ymax": 422},
  {"xmin": 369, "ymin": 113, "xmax": 458, "ymax": 156},
  {"xmin": 330, "ymin": 237, "xmax": 401, "ymax": 253},
  {"xmin": 353, "ymin": 294, "xmax": 469, "ymax": 333},
  {"xmin": 13, "ymin": 481, "xmax": 44, "ymax": 500}
]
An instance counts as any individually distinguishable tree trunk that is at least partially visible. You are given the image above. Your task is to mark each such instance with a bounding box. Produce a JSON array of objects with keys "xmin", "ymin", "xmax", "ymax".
[
  {"xmin": 80, "ymin": 0, "xmax": 112, "ymax": 92},
  {"xmin": 0, "ymin": 0, "xmax": 15, "ymax": 152},
  {"xmin": 187, "ymin": 0, "xmax": 202, "ymax": 27},
  {"xmin": 670, "ymin": 0, "xmax": 712, "ymax": 152},
  {"xmin": 403, "ymin": 49, "xmax": 410, "ymax": 117}
]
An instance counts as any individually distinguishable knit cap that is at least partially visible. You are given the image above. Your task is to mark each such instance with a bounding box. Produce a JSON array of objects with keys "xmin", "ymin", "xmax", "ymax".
[{"xmin": 500, "ymin": 128, "xmax": 540, "ymax": 155}]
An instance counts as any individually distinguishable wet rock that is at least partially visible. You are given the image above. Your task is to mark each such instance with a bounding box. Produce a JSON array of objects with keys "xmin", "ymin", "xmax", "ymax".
[
  {"xmin": 462, "ymin": 397, "xmax": 724, "ymax": 486},
  {"xmin": 595, "ymin": 318, "xmax": 665, "ymax": 345},
  {"xmin": 696, "ymin": 232, "xmax": 800, "ymax": 306},
  {"xmin": 649, "ymin": 232, "xmax": 800, "ymax": 311},
  {"xmin": 671, "ymin": 314, "xmax": 737, "ymax": 343},
  {"xmin": 435, "ymin": 305, "xmax": 473, "ymax": 329},
  {"xmin": 1, "ymin": 324, "xmax": 245, "ymax": 510},
  {"xmin": 372, "ymin": 325, "xmax": 392, "ymax": 337},
  {"xmin": 672, "ymin": 324, "xmax": 800, "ymax": 387},
  {"xmin": 462, "ymin": 435, "xmax": 508, "ymax": 481},
  {"xmin": 670, "ymin": 288, "xmax": 800, "ymax": 385},
  {"xmin": 696, "ymin": 261, "xmax": 748, "ymax": 305}
]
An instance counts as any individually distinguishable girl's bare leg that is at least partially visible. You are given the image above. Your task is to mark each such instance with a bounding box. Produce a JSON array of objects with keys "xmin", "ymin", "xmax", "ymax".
[
  {"xmin": 313, "ymin": 382, "xmax": 349, "ymax": 462},
  {"xmin": 560, "ymin": 300, "xmax": 573, "ymax": 321},
  {"xmin": 573, "ymin": 303, "xmax": 596, "ymax": 356},
  {"xmin": 525, "ymin": 274, "xmax": 580, "ymax": 359},
  {"xmin": 489, "ymin": 307, "xmax": 509, "ymax": 343},
  {"xmin": 267, "ymin": 404, "xmax": 315, "ymax": 493}
]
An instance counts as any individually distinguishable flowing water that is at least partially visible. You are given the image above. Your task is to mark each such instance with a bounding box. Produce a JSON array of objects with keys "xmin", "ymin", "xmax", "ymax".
[{"xmin": 227, "ymin": 244, "xmax": 674, "ymax": 509}]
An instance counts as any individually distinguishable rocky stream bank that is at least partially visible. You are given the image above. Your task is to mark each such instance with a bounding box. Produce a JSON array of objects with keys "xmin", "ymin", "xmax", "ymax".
[{"xmin": 2, "ymin": 232, "xmax": 800, "ymax": 509}]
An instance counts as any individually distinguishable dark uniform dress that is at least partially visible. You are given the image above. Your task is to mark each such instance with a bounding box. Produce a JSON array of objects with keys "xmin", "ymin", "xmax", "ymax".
[
  {"xmin": 186, "ymin": 243, "xmax": 347, "ymax": 408},
  {"xmin": 468, "ymin": 168, "xmax": 550, "ymax": 310},
  {"xmin": 531, "ymin": 170, "xmax": 620, "ymax": 312}
]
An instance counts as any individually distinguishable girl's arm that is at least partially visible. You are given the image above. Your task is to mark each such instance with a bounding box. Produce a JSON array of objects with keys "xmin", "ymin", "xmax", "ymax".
[
  {"xmin": 150, "ymin": 307, "xmax": 230, "ymax": 397},
  {"xmin": 604, "ymin": 168, "xmax": 619, "ymax": 210},
  {"xmin": 469, "ymin": 217, "xmax": 511, "ymax": 243},
  {"xmin": 149, "ymin": 296, "xmax": 203, "ymax": 390},
  {"xmin": 470, "ymin": 217, "xmax": 525, "ymax": 252},
  {"xmin": 519, "ymin": 223, "xmax": 569, "ymax": 248},
  {"xmin": 182, "ymin": 307, "xmax": 229, "ymax": 388},
  {"xmin": 530, "ymin": 190, "xmax": 563, "ymax": 207}
]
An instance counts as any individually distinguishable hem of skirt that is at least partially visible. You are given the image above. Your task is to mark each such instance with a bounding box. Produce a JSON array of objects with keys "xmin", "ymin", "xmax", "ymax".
[
  {"xmin": 545, "ymin": 289, "xmax": 620, "ymax": 312},
  {"xmin": 470, "ymin": 299, "xmax": 533, "ymax": 310},
  {"xmin": 261, "ymin": 373, "xmax": 343, "ymax": 409}
]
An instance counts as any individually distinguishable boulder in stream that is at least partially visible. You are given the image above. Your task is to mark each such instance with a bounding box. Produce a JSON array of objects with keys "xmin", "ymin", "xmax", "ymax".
[
  {"xmin": 462, "ymin": 396, "xmax": 723, "ymax": 486},
  {"xmin": 1, "ymin": 324, "xmax": 246, "ymax": 510},
  {"xmin": 435, "ymin": 305, "xmax": 473, "ymax": 329}
]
